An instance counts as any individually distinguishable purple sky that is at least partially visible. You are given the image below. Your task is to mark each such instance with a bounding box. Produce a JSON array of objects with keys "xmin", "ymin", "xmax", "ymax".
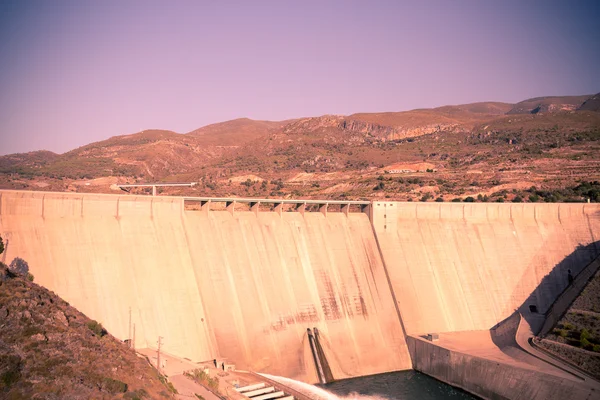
[{"xmin": 1, "ymin": 0, "xmax": 599, "ymax": 155}]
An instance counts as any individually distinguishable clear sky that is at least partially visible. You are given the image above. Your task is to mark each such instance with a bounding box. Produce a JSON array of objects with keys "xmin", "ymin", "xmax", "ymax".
[{"xmin": 1, "ymin": 0, "xmax": 599, "ymax": 155}]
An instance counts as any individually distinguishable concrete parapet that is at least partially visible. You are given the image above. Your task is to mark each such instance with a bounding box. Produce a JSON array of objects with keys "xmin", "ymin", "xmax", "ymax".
[{"xmin": 490, "ymin": 312, "xmax": 520, "ymax": 348}]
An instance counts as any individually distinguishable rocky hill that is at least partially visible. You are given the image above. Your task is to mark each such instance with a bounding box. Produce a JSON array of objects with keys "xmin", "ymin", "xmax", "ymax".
[
  {"xmin": 578, "ymin": 93, "xmax": 600, "ymax": 112},
  {"xmin": 0, "ymin": 93, "xmax": 599, "ymax": 202},
  {"xmin": 507, "ymin": 95, "xmax": 591, "ymax": 115},
  {"xmin": 0, "ymin": 266, "xmax": 174, "ymax": 399}
]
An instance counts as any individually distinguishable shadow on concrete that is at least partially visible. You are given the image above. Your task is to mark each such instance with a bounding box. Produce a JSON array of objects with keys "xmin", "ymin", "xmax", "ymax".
[
  {"xmin": 514, "ymin": 240, "xmax": 600, "ymax": 336},
  {"xmin": 490, "ymin": 240, "xmax": 600, "ymax": 352}
]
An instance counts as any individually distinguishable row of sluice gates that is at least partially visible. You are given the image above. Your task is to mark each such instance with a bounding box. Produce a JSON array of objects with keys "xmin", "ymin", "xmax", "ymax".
[{"xmin": 0, "ymin": 190, "xmax": 598, "ymax": 383}]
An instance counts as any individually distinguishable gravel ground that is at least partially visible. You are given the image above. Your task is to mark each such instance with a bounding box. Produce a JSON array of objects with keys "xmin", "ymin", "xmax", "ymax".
[{"xmin": 537, "ymin": 339, "xmax": 600, "ymax": 381}]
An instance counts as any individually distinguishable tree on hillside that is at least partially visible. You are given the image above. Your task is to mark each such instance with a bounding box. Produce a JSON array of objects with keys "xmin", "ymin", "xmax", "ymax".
[
  {"xmin": 9, "ymin": 257, "xmax": 29, "ymax": 276},
  {"xmin": 0, "ymin": 235, "xmax": 4, "ymax": 256}
]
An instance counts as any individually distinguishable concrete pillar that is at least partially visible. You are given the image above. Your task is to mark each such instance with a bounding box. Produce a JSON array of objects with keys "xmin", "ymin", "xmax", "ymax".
[
  {"xmin": 201, "ymin": 200, "xmax": 211, "ymax": 213},
  {"xmin": 226, "ymin": 201, "xmax": 235, "ymax": 215},
  {"xmin": 341, "ymin": 203, "xmax": 349, "ymax": 216},
  {"xmin": 250, "ymin": 201, "xmax": 260, "ymax": 216},
  {"xmin": 152, "ymin": 186, "xmax": 157, "ymax": 196},
  {"xmin": 273, "ymin": 202, "xmax": 283, "ymax": 216},
  {"xmin": 319, "ymin": 203, "xmax": 328, "ymax": 217},
  {"xmin": 296, "ymin": 202, "xmax": 306, "ymax": 216},
  {"xmin": 361, "ymin": 203, "xmax": 372, "ymax": 222}
]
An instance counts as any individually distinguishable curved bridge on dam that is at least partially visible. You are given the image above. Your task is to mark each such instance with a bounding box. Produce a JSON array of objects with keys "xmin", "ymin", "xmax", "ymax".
[{"xmin": 1, "ymin": 190, "xmax": 599, "ymax": 396}]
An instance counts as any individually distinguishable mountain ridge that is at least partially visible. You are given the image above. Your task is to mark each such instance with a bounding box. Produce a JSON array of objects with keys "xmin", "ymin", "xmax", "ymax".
[{"xmin": 1, "ymin": 93, "xmax": 599, "ymax": 202}]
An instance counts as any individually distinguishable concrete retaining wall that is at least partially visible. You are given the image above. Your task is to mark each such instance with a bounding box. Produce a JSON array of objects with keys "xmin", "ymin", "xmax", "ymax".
[{"xmin": 407, "ymin": 335, "xmax": 594, "ymax": 400}]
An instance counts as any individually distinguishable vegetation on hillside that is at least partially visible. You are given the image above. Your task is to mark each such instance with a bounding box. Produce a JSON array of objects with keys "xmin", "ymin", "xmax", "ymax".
[
  {"xmin": 0, "ymin": 94, "xmax": 599, "ymax": 202},
  {"xmin": 540, "ymin": 267, "xmax": 600, "ymax": 380},
  {"xmin": 0, "ymin": 261, "xmax": 173, "ymax": 399}
]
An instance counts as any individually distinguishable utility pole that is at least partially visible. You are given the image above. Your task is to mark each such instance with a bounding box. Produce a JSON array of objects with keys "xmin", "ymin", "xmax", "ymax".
[
  {"xmin": 132, "ymin": 323, "xmax": 136, "ymax": 351},
  {"xmin": 128, "ymin": 307, "xmax": 132, "ymax": 348},
  {"xmin": 157, "ymin": 336, "xmax": 164, "ymax": 374}
]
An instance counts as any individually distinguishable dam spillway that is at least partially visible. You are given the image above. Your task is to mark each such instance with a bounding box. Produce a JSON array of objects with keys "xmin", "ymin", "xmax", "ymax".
[{"xmin": 1, "ymin": 190, "xmax": 599, "ymax": 390}]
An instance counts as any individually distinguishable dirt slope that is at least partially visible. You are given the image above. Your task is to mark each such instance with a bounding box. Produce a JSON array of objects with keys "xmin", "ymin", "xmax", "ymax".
[{"xmin": 0, "ymin": 266, "xmax": 173, "ymax": 399}]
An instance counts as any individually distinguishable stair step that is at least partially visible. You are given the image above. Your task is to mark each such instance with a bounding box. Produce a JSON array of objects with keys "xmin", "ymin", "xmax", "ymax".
[{"xmin": 236, "ymin": 382, "xmax": 266, "ymax": 392}]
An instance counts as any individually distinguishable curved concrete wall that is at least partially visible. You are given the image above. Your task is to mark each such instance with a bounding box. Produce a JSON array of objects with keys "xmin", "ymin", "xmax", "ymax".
[
  {"xmin": 0, "ymin": 190, "xmax": 411, "ymax": 382},
  {"xmin": 372, "ymin": 201, "xmax": 600, "ymax": 335}
]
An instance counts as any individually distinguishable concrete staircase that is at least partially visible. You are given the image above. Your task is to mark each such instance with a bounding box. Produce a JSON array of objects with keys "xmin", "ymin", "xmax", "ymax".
[{"xmin": 235, "ymin": 382, "xmax": 294, "ymax": 400}]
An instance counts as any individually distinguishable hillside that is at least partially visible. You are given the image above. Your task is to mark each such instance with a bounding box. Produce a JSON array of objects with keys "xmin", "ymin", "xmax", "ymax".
[
  {"xmin": 0, "ymin": 266, "xmax": 173, "ymax": 399},
  {"xmin": 507, "ymin": 95, "xmax": 591, "ymax": 114},
  {"xmin": 578, "ymin": 93, "xmax": 600, "ymax": 112},
  {"xmin": 0, "ymin": 94, "xmax": 599, "ymax": 201},
  {"xmin": 187, "ymin": 117, "xmax": 290, "ymax": 144},
  {"xmin": 539, "ymin": 266, "xmax": 600, "ymax": 380}
]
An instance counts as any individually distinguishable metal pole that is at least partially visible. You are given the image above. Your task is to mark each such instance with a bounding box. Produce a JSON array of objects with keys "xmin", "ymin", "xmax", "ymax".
[
  {"xmin": 157, "ymin": 336, "xmax": 163, "ymax": 373},
  {"xmin": 128, "ymin": 307, "xmax": 132, "ymax": 348}
]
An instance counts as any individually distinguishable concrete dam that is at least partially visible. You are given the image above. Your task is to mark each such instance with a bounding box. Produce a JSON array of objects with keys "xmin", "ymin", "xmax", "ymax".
[{"xmin": 1, "ymin": 190, "xmax": 599, "ymax": 397}]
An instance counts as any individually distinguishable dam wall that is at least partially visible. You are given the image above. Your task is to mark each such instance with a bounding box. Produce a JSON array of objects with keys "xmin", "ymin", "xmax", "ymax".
[
  {"xmin": 0, "ymin": 191, "xmax": 217, "ymax": 362},
  {"xmin": 0, "ymin": 190, "xmax": 411, "ymax": 382},
  {"xmin": 2, "ymin": 190, "xmax": 600, "ymax": 386},
  {"xmin": 372, "ymin": 201, "xmax": 600, "ymax": 335}
]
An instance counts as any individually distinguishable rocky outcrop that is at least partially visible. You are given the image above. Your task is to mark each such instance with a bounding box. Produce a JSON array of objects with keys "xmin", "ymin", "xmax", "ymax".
[
  {"xmin": 282, "ymin": 115, "xmax": 461, "ymax": 142},
  {"xmin": 578, "ymin": 93, "xmax": 600, "ymax": 112},
  {"xmin": 507, "ymin": 95, "xmax": 591, "ymax": 115},
  {"xmin": 338, "ymin": 119, "xmax": 397, "ymax": 138}
]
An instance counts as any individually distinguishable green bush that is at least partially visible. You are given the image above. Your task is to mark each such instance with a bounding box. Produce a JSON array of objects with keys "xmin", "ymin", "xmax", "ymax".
[
  {"xmin": 87, "ymin": 320, "xmax": 107, "ymax": 337},
  {"xmin": 580, "ymin": 329, "xmax": 592, "ymax": 341},
  {"xmin": 373, "ymin": 182, "xmax": 385, "ymax": 191},
  {"xmin": 103, "ymin": 377, "xmax": 128, "ymax": 394},
  {"xmin": 124, "ymin": 388, "xmax": 149, "ymax": 399},
  {"xmin": 187, "ymin": 369, "xmax": 219, "ymax": 392},
  {"xmin": 0, "ymin": 355, "xmax": 22, "ymax": 388},
  {"xmin": 593, "ymin": 344, "xmax": 600, "ymax": 353},
  {"xmin": 581, "ymin": 337, "xmax": 591, "ymax": 349},
  {"xmin": 553, "ymin": 328, "xmax": 568, "ymax": 338}
]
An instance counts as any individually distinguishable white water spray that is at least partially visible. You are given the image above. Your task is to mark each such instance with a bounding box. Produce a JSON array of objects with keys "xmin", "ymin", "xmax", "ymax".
[{"xmin": 259, "ymin": 373, "xmax": 389, "ymax": 400}]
